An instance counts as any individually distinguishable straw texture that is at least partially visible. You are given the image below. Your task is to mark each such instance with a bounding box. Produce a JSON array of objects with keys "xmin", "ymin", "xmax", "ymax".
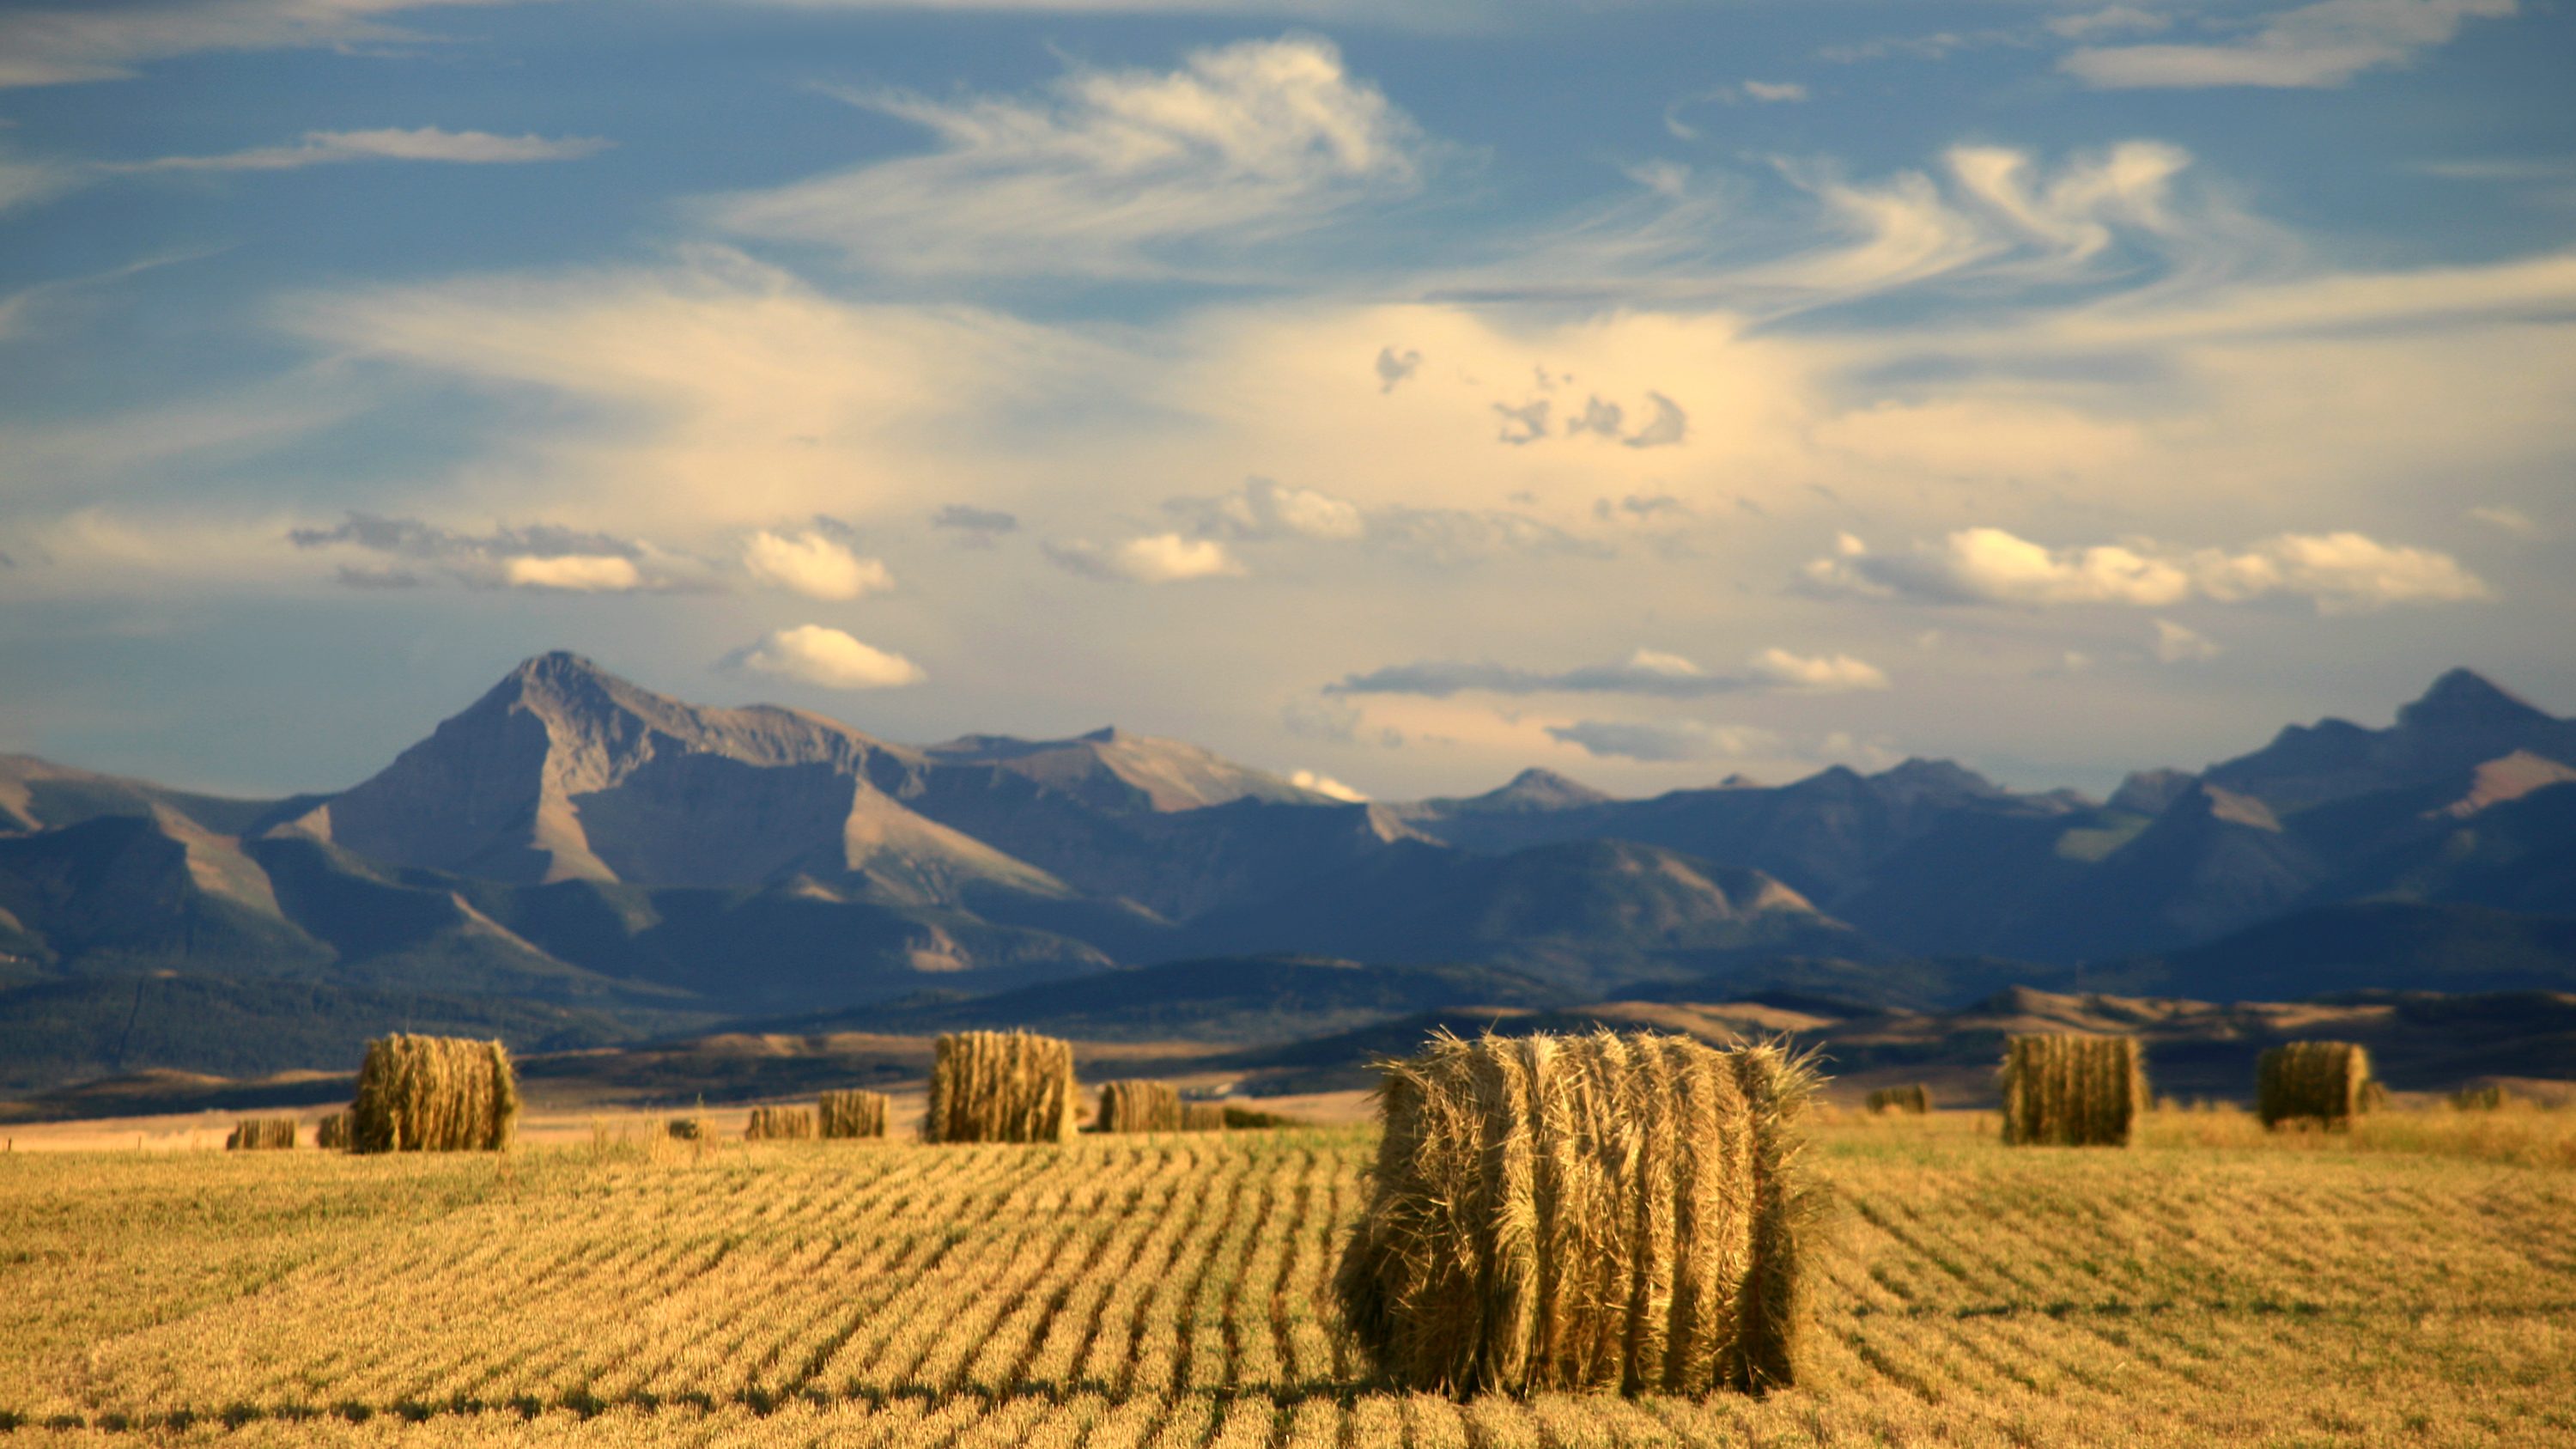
[
  {"xmin": 1097, "ymin": 1080, "xmax": 1182, "ymax": 1134},
  {"xmin": 746, "ymin": 1106, "xmax": 817, "ymax": 1141},
  {"xmin": 1335, "ymin": 1030, "xmax": 1820, "ymax": 1398},
  {"xmin": 349, "ymin": 1035, "xmax": 519, "ymax": 1154},
  {"xmin": 313, "ymin": 1111, "xmax": 352, "ymax": 1151},
  {"xmin": 818, "ymin": 1090, "xmax": 890, "ymax": 1140},
  {"xmin": 1180, "ymin": 1101, "xmax": 1228, "ymax": 1133},
  {"xmin": 2000, "ymin": 1035, "xmax": 2145, "ymax": 1148},
  {"xmin": 225, "ymin": 1117, "xmax": 297, "ymax": 1151},
  {"xmin": 1865, "ymin": 1085, "xmax": 1931, "ymax": 1115},
  {"xmin": 2256, "ymin": 1042, "xmax": 2375, "ymax": 1129},
  {"xmin": 924, "ymin": 1030, "xmax": 1078, "ymax": 1144}
]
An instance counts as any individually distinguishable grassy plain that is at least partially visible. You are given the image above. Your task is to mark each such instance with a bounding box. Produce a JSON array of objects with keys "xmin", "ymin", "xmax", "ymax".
[{"xmin": 2, "ymin": 1108, "xmax": 2572, "ymax": 1447}]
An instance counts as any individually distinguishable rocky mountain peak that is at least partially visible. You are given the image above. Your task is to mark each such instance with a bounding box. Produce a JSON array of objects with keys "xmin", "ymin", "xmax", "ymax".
[{"xmin": 2397, "ymin": 668, "xmax": 2554, "ymax": 734}]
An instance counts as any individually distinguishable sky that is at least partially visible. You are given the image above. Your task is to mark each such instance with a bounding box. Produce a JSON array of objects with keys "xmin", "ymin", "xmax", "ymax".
[{"xmin": 1, "ymin": 0, "xmax": 2570, "ymax": 803}]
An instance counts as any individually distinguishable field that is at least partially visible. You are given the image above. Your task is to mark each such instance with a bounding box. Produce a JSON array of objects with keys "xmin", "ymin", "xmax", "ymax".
[{"xmin": 3, "ymin": 1110, "xmax": 2573, "ymax": 1447}]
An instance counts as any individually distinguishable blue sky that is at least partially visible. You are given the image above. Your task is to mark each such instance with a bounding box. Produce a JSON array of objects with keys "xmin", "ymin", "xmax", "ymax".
[{"xmin": 2, "ymin": 0, "xmax": 2570, "ymax": 802}]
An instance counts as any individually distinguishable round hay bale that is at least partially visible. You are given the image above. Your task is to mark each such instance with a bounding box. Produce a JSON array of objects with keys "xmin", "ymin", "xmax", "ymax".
[
  {"xmin": 746, "ymin": 1105, "xmax": 817, "ymax": 1142},
  {"xmin": 2000, "ymin": 1035, "xmax": 2145, "ymax": 1148},
  {"xmin": 925, "ymin": 1030, "xmax": 1078, "ymax": 1144},
  {"xmin": 349, "ymin": 1035, "xmax": 519, "ymax": 1154},
  {"xmin": 2256, "ymin": 1042, "xmax": 2374, "ymax": 1129},
  {"xmin": 1097, "ymin": 1080, "xmax": 1182, "ymax": 1134},
  {"xmin": 818, "ymin": 1089, "xmax": 889, "ymax": 1140},
  {"xmin": 1335, "ymin": 1030, "xmax": 1820, "ymax": 1398}
]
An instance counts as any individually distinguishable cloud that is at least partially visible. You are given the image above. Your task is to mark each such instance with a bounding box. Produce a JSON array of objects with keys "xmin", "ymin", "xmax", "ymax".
[
  {"xmin": 2063, "ymin": 0, "xmax": 2516, "ymax": 89},
  {"xmin": 1805, "ymin": 527, "xmax": 2488, "ymax": 613},
  {"xmin": 501, "ymin": 555, "xmax": 641, "ymax": 592},
  {"xmin": 725, "ymin": 624, "xmax": 924, "ymax": 690},
  {"xmin": 1545, "ymin": 719, "xmax": 1775, "ymax": 763},
  {"xmin": 1045, "ymin": 532, "xmax": 1245, "ymax": 583},
  {"xmin": 2468, "ymin": 504, "xmax": 2537, "ymax": 536},
  {"xmin": 712, "ymin": 34, "xmax": 1425, "ymax": 279},
  {"xmin": 1740, "ymin": 81, "xmax": 1808, "ymax": 103},
  {"xmin": 112, "ymin": 127, "xmax": 609, "ymax": 173},
  {"xmin": 0, "ymin": 1, "xmax": 499, "ymax": 89},
  {"xmin": 287, "ymin": 511, "xmax": 702, "ymax": 592},
  {"xmin": 2046, "ymin": 6, "xmax": 2172, "ymax": 40},
  {"xmin": 2152, "ymin": 618, "xmax": 2223, "ymax": 663},
  {"xmin": 1625, "ymin": 392, "xmax": 1688, "ymax": 448},
  {"xmin": 1375, "ymin": 345, "xmax": 1420, "ymax": 392},
  {"xmin": 0, "ymin": 147, "xmax": 79, "ymax": 215},
  {"xmin": 931, "ymin": 503, "xmax": 1018, "ymax": 545},
  {"xmin": 1288, "ymin": 768, "xmax": 1366, "ymax": 801},
  {"xmin": 1330, "ymin": 646, "xmax": 1888, "ymax": 699},
  {"xmin": 1165, "ymin": 476, "xmax": 1365, "ymax": 541},
  {"xmin": 742, "ymin": 527, "xmax": 892, "ymax": 600}
]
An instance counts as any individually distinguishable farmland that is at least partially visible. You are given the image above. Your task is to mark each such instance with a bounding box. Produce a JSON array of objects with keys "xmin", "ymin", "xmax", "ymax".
[{"xmin": 3, "ymin": 1110, "xmax": 2573, "ymax": 1447}]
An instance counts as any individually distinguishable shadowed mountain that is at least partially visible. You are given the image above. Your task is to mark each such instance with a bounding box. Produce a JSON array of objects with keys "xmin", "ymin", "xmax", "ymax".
[
  {"xmin": 918, "ymin": 727, "xmax": 1330, "ymax": 813},
  {"xmin": 2093, "ymin": 900, "xmax": 2576, "ymax": 1001},
  {"xmin": 1178, "ymin": 837, "xmax": 1875, "ymax": 995},
  {"xmin": 760, "ymin": 954, "xmax": 1571, "ymax": 1044},
  {"xmin": 2205, "ymin": 667, "xmax": 2576, "ymax": 812}
]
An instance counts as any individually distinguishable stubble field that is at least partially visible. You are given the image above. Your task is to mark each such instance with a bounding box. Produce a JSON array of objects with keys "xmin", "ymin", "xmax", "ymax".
[{"xmin": 3, "ymin": 1110, "xmax": 2573, "ymax": 1448}]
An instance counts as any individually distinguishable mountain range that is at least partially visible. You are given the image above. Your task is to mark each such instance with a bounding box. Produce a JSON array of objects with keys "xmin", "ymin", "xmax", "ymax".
[{"xmin": 3, "ymin": 652, "xmax": 2572, "ymax": 1092}]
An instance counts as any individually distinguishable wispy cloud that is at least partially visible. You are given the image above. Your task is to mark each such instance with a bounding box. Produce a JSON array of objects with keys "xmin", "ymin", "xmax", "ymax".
[
  {"xmin": 111, "ymin": 127, "xmax": 609, "ymax": 173},
  {"xmin": 2063, "ymin": 0, "xmax": 2516, "ymax": 89},
  {"xmin": 1545, "ymin": 718, "xmax": 1777, "ymax": 763},
  {"xmin": 1329, "ymin": 646, "xmax": 1888, "ymax": 699},
  {"xmin": 288, "ymin": 512, "xmax": 708, "ymax": 593},
  {"xmin": 1804, "ymin": 527, "xmax": 2488, "ymax": 613},
  {"xmin": 0, "ymin": 0, "xmax": 501, "ymax": 90},
  {"xmin": 711, "ymin": 35, "xmax": 1425, "ymax": 279}
]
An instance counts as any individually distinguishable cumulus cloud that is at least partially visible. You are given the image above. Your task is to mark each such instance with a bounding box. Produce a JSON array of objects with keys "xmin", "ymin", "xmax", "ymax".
[
  {"xmin": 1330, "ymin": 646, "xmax": 1889, "ymax": 699},
  {"xmin": 712, "ymin": 34, "xmax": 1425, "ymax": 278},
  {"xmin": 2153, "ymin": 618, "xmax": 2223, "ymax": 663},
  {"xmin": 1289, "ymin": 769, "xmax": 1367, "ymax": 801},
  {"xmin": 287, "ymin": 512, "xmax": 703, "ymax": 593},
  {"xmin": 725, "ymin": 624, "xmax": 924, "ymax": 690},
  {"xmin": 2063, "ymin": 0, "xmax": 2516, "ymax": 89},
  {"xmin": 1546, "ymin": 719, "xmax": 1776, "ymax": 763},
  {"xmin": 742, "ymin": 526, "xmax": 892, "ymax": 600},
  {"xmin": 1804, "ymin": 527, "xmax": 2488, "ymax": 613},
  {"xmin": 112, "ymin": 128, "xmax": 610, "ymax": 173},
  {"xmin": 1045, "ymin": 532, "xmax": 1245, "ymax": 583}
]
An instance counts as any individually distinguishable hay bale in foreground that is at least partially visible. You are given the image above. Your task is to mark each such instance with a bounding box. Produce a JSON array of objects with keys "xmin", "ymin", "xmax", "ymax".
[
  {"xmin": 1336, "ymin": 1030, "xmax": 1820, "ymax": 1398},
  {"xmin": 746, "ymin": 1106, "xmax": 816, "ymax": 1142},
  {"xmin": 2257, "ymin": 1041, "xmax": 2374, "ymax": 1129},
  {"xmin": 1180, "ymin": 1100, "xmax": 1228, "ymax": 1132},
  {"xmin": 1097, "ymin": 1080, "xmax": 1182, "ymax": 1134},
  {"xmin": 2001, "ymin": 1035, "xmax": 2144, "ymax": 1148},
  {"xmin": 225, "ymin": 1117, "xmax": 297, "ymax": 1151},
  {"xmin": 819, "ymin": 1089, "xmax": 889, "ymax": 1140},
  {"xmin": 350, "ymin": 1034, "xmax": 519, "ymax": 1154},
  {"xmin": 924, "ymin": 1030, "xmax": 1078, "ymax": 1144},
  {"xmin": 1865, "ymin": 1084, "xmax": 1931, "ymax": 1116},
  {"xmin": 314, "ymin": 1110, "xmax": 352, "ymax": 1151}
]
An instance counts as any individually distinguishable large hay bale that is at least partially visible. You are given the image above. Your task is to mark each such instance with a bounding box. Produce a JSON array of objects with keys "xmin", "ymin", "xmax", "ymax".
[
  {"xmin": 746, "ymin": 1105, "xmax": 817, "ymax": 1141},
  {"xmin": 1097, "ymin": 1080, "xmax": 1182, "ymax": 1134},
  {"xmin": 225, "ymin": 1117, "xmax": 297, "ymax": 1151},
  {"xmin": 818, "ymin": 1090, "xmax": 889, "ymax": 1140},
  {"xmin": 349, "ymin": 1034, "xmax": 519, "ymax": 1154},
  {"xmin": 2256, "ymin": 1041, "xmax": 2375, "ymax": 1129},
  {"xmin": 924, "ymin": 1030, "xmax": 1078, "ymax": 1144},
  {"xmin": 1865, "ymin": 1084, "xmax": 1931, "ymax": 1116},
  {"xmin": 313, "ymin": 1111, "xmax": 353, "ymax": 1151},
  {"xmin": 1336, "ymin": 1030, "xmax": 1820, "ymax": 1398},
  {"xmin": 2000, "ymin": 1035, "xmax": 2145, "ymax": 1148},
  {"xmin": 1180, "ymin": 1100, "xmax": 1228, "ymax": 1133}
]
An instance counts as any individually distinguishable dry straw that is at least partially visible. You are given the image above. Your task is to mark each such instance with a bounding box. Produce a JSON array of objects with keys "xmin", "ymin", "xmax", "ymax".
[
  {"xmin": 818, "ymin": 1090, "xmax": 890, "ymax": 1140},
  {"xmin": 2000, "ymin": 1035, "xmax": 2146, "ymax": 1148},
  {"xmin": 1097, "ymin": 1080, "xmax": 1182, "ymax": 1134},
  {"xmin": 225, "ymin": 1117, "xmax": 297, "ymax": 1151},
  {"xmin": 924, "ymin": 1030, "xmax": 1078, "ymax": 1144},
  {"xmin": 1180, "ymin": 1101, "xmax": 1228, "ymax": 1133},
  {"xmin": 2257, "ymin": 1041, "xmax": 2376, "ymax": 1129},
  {"xmin": 349, "ymin": 1034, "xmax": 519, "ymax": 1154},
  {"xmin": 1336, "ymin": 1030, "xmax": 1821, "ymax": 1398},
  {"xmin": 745, "ymin": 1106, "xmax": 817, "ymax": 1141},
  {"xmin": 1865, "ymin": 1084, "xmax": 1931, "ymax": 1116},
  {"xmin": 313, "ymin": 1111, "xmax": 352, "ymax": 1151}
]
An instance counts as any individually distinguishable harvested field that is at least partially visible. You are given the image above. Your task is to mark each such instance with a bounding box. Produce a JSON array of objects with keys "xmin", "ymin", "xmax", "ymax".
[{"xmin": 2, "ymin": 1110, "xmax": 2571, "ymax": 1446}]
